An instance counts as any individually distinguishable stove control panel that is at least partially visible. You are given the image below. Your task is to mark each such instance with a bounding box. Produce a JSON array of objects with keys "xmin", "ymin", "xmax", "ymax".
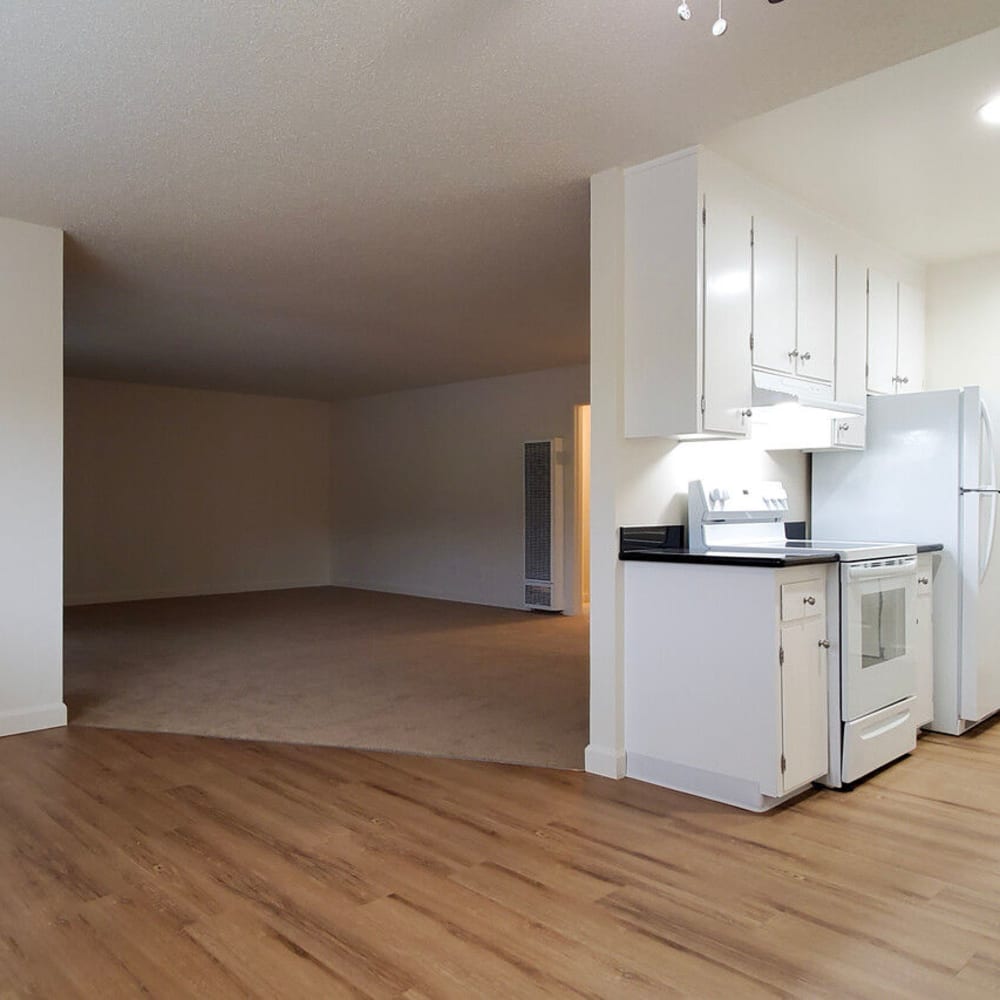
[{"xmin": 692, "ymin": 481, "xmax": 789, "ymax": 517}]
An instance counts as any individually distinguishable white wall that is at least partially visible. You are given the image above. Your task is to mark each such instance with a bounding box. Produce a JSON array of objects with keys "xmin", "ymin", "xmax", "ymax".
[
  {"xmin": 329, "ymin": 365, "xmax": 590, "ymax": 611},
  {"xmin": 0, "ymin": 217, "xmax": 66, "ymax": 737},
  {"xmin": 64, "ymin": 379, "xmax": 333, "ymax": 604},
  {"xmin": 925, "ymin": 252, "xmax": 1000, "ymax": 389}
]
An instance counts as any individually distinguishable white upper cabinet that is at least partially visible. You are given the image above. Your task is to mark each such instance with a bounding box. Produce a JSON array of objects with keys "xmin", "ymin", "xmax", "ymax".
[
  {"xmin": 796, "ymin": 238, "xmax": 836, "ymax": 384},
  {"xmin": 618, "ymin": 145, "xmax": 926, "ymax": 441},
  {"xmin": 752, "ymin": 221, "xmax": 835, "ymax": 386},
  {"xmin": 752, "ymin": 215, "xmax": 797, "ymax": 376},
  {"xmin": 867, "ymin": 272, "xmax": 926, "ymax": 395},
  {"xmin": 835, "ymin": 256, "xmax": 868, "ymax": 408},
  {"xmin": 897, "ymin": 282, "xmax": 926, "ymax": 393},
  {"xmin": 867, "ymin": 269, "xmax": 899, "ymax": 395},
  {"xmin": 623, "ymin": 148, "xmax": 751, "ymax": 439},
  {"xmin": 703, "ymin": 189, "xmax": 753, "ymax": 436}
]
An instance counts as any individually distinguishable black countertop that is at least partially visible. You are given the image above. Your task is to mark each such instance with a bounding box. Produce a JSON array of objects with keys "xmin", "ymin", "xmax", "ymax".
[
  {"xmin": 619, "ymin": 525, "xmax": 839, "ymax": 568},
  {"xmin": 618, "ymin": 526, "xmax": 941, "ymax": 567},
  {"xmin": 620, "ymin": 547, "xmax": 841, "ymax": 568}
]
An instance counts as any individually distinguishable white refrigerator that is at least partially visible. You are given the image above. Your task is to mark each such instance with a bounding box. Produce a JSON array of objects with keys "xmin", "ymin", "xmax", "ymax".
[{"xmin": 812, "ymin": 387, "xmax": 1000, "ymax": 735}]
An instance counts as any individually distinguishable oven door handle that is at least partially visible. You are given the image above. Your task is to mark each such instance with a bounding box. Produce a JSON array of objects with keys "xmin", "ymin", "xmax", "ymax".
[{"xmin": 846, "ymin": 557, "xmax": 917, "ymax": 581}]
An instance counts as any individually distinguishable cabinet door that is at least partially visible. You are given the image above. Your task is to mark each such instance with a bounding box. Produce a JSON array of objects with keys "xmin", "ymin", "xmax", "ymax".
[
  {"xmin": 781, "ymin": 615, "xmax": 829, "ymax": 793},
  {"xmin": 752, "ymin": 215, "xmax": 797, "ymax": 375},
  {"xmin": 796, "ymin": 238, "xmax": 835, "ymax": 383},
  {"xmin": 835, "ymin": 256, "xmax": 868, "ymax": 408},
  {"xmin": 914, "ymin": 556, "xmax": 934, "ymax": 727},
  {"xmin": 702, "ymin": 193, "xmax": 752, "ymax": 436},
  {"xmin": 897, "ymin": 283, "xmax": 926, "ymax": 393},
  {"xmin": 867, "ymin": 270, "xmax": 898, "ymax": 395}
]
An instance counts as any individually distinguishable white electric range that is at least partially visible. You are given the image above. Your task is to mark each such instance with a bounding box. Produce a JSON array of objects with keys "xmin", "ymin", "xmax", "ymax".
[{"xmin": 689, "ymin": 480, "xmax": 920, "ymax": 787}]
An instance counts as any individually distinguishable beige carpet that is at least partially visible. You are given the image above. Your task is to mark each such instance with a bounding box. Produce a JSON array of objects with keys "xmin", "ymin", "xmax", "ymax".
[{"xmin": 63, "ymin": 587, "xmax": 589, "ymax": 769}]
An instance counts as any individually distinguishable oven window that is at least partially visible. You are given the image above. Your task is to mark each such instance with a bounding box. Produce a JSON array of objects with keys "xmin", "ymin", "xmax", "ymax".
[{"xmin": 861, "ymin": 587, "xmax": 907, "ymax": 668}]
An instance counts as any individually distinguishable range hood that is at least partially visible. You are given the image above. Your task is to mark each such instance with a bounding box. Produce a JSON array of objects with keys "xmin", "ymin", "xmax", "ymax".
[{"xmin": 752, "ymin": 368, "xmax": 862, "ymax": 415}]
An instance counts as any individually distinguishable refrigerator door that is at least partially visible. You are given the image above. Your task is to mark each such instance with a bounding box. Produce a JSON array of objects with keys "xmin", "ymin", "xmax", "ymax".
[
  {"xmin": 812, "ymin": 390, "xmax": 962, "ymax": 548},
  {"xmin": 959, "ymin": 487, "xmax": 1000, "ymax": 723}
]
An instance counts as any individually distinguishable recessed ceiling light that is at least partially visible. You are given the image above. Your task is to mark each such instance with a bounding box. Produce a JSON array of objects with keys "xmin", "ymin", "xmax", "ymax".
[{"xmin": 979, "ymin": 96, "xmax": 1000, "ymax": 125}]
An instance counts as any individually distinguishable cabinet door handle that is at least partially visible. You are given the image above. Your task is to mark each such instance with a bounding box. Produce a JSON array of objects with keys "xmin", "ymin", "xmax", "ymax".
[
  {"xmin": 803, "ymin": 595, "xmax": 816, "ymax": 606},
  {"xmin": 800, "ymin": 352, "xmax": 812, "ymax": 362},
  {"xmin": 901, "ymin": 376, "xmax": 910, "ymax": 384},
  {"xmin": 788, "ymin": 349, "xmax": 799, "ymax": 359},
  {"xmin": 838, "ymin": 422, "xmax": 851, "ymax": 432},
  {"xmin": 818, "ymin": 639, "xmax": 831, "ymax": 649},
  {"xmin": 919, "ymin": 576, "xmax": 929, "ymax": 585},
  {"xmin": 741, "ymin": 409, "xmax": 753, "ymax": 418}
]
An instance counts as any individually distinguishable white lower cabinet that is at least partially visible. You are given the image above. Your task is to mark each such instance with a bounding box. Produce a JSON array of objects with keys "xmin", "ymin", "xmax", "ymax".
[
  {"xmin": 624, "ymin": 561, "xmax": 831, "ymax": 812},
  {"xmin": 780, "ymin": 613, "xmax": 829, "ymax": 794},
  {"xmin": 913, "ymin": 553, "xmax": 935, "ymax": 728}
]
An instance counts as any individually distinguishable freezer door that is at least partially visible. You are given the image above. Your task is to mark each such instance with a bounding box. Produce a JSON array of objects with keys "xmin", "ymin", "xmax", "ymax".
[
  {"xmin": 961, "ymin": 386, "xmax": 1000, "ymax": 491},
  {"xmin": 960, "ymin": 488, "xmax": 1000, "ymax": 723}
]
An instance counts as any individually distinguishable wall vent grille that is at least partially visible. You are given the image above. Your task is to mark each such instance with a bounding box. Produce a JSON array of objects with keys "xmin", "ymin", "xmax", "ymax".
[{"xmin": 523, "ymin": 438, "xmax": 564, "ymax": 611}]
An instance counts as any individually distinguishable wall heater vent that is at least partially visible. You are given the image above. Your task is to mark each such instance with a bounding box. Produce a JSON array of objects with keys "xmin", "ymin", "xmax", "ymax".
[{"xmin": 523, "ymin": 438, "xmax": 564, "ymax": 611}]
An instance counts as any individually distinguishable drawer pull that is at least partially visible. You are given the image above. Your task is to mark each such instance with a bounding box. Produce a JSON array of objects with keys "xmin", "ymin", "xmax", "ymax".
[
  {"xmin": 818, "ymin": 639, "xmax": 831, "ymax": 649},
  {"xmin": 803, "ymin": 596, "xmax": 816, "ymax": 606},
  {"xmin": 918, "ymin": 576, "xmax": 929, "ymax": 585}
]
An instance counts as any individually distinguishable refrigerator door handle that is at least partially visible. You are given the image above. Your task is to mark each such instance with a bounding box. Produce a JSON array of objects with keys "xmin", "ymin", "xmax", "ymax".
[
  {"xmin": 981, "ymin": 399, "xmax": 997, "ymax": 490},
  {"xmin": 983, "ymin": 491, "xmax": 999, "ymax": 585}
]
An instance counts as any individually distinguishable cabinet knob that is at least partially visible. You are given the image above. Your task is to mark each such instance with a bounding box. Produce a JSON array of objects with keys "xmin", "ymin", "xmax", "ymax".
[
  {"xmin": 800, "ymin": 352, "xmax": 812, "ymax": 362},
  {"xmin": 803, "ymin": 595, "xmax": 816, "ymax": 606},
  {"xmin": 818, "ymin": 639, "xmax": 831, "ymax": 649},
  {"xmin": 741, "ymin": 408, "xmax": 753, "ymax": 418},
  {"xmin": 838, "ymin": 422, "xmax": 851, "ymax": 432},
  {"xmin": 919, "ymin": 576, "xmax": 929, "ymax": 585},
  {"xmin": 788, "ymin": 349, "xmax": 799, "ymax": 359},
  {"xmin": 902, "ymin": 376, "xmax": 910, "ymax": 384}
]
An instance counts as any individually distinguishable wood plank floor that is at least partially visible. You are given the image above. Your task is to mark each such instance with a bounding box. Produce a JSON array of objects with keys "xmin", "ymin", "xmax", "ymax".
[{"xmin": 2, "ymin": 724, "xmax": 1000, "ymax": 998}]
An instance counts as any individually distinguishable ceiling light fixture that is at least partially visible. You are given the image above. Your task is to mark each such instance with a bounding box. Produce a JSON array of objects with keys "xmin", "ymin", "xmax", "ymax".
[
  {"xmin": 677, "ymin": 0, "xmax": 785, "ymax": 38},
  {"xmin": 712, "ymin": 0, "xmax": 728, "ymax": 37},
  {"xmin": 979, "ymin": 96, "xmax": 1000, "ymax": 125}
]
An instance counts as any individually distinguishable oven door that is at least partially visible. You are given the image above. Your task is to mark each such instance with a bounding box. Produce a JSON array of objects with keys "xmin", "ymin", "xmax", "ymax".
[{"xmin": 842, "ymin": 557, "xmax": 918, "ymax": 722}]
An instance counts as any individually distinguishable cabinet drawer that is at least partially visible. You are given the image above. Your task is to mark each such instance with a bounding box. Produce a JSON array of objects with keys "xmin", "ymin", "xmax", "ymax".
[
  {"xmin": 831, "ymin": 415, "xmax": 865, "ymax": 450},
  {"xmin": 781, "ymin": 580, "xmax": 826, "ymax": 622},
  {"xmin": 842, "ymin": 697, "xmax": 917, "ymax": 783}
]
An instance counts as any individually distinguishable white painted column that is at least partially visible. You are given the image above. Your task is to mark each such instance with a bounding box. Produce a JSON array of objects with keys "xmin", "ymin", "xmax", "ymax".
[
  {"xmin": 0, "ymin": 217, "xmax": 66, "ymax": 737},
  {"xmin": 586, "ymin": 168, "xmax": 626, "ymax": 778}
]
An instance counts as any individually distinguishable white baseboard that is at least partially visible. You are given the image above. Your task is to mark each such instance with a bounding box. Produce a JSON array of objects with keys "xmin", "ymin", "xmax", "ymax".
[
  {"xmin": 0, "ymin": 702, "xmax": 67, "ymax": 739},
  {"xmin": 585, "ymin": 743, "xmax": 627, "ymax": 779},
  {"xmin": 64, "ymin": 578, "xmax": 331, "ymax": 607}
]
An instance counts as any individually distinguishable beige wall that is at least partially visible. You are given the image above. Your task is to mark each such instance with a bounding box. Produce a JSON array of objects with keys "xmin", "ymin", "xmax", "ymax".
[
  {"xmin": 926, "ymin": 252, "xmax": 1000, "ymax": 389},
  {"xmin": 0, "ymin": 217, "xmax": 65, "ymax": 737},
  {"xmin": 330, "ymin": 365, "xmax": 590, "ymax": 611},
  {"xmin": 64, "ymin": 379, "xmax": 333, "ymax": 604}
]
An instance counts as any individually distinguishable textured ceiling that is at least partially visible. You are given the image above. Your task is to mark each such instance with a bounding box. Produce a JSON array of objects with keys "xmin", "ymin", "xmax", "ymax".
[
  {"xmin": 3, "ymin": 2, "xmax": 1000, "ymax": 399},
  {"xmin": 710, "ymin": 27, "xmax": 1000, "ymax": 265}
]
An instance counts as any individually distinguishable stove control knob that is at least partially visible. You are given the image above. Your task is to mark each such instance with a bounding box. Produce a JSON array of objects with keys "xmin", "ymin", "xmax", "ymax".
[{"xmin": 709, "ymin": 488, "xmax": 724, "ymax": 506}]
